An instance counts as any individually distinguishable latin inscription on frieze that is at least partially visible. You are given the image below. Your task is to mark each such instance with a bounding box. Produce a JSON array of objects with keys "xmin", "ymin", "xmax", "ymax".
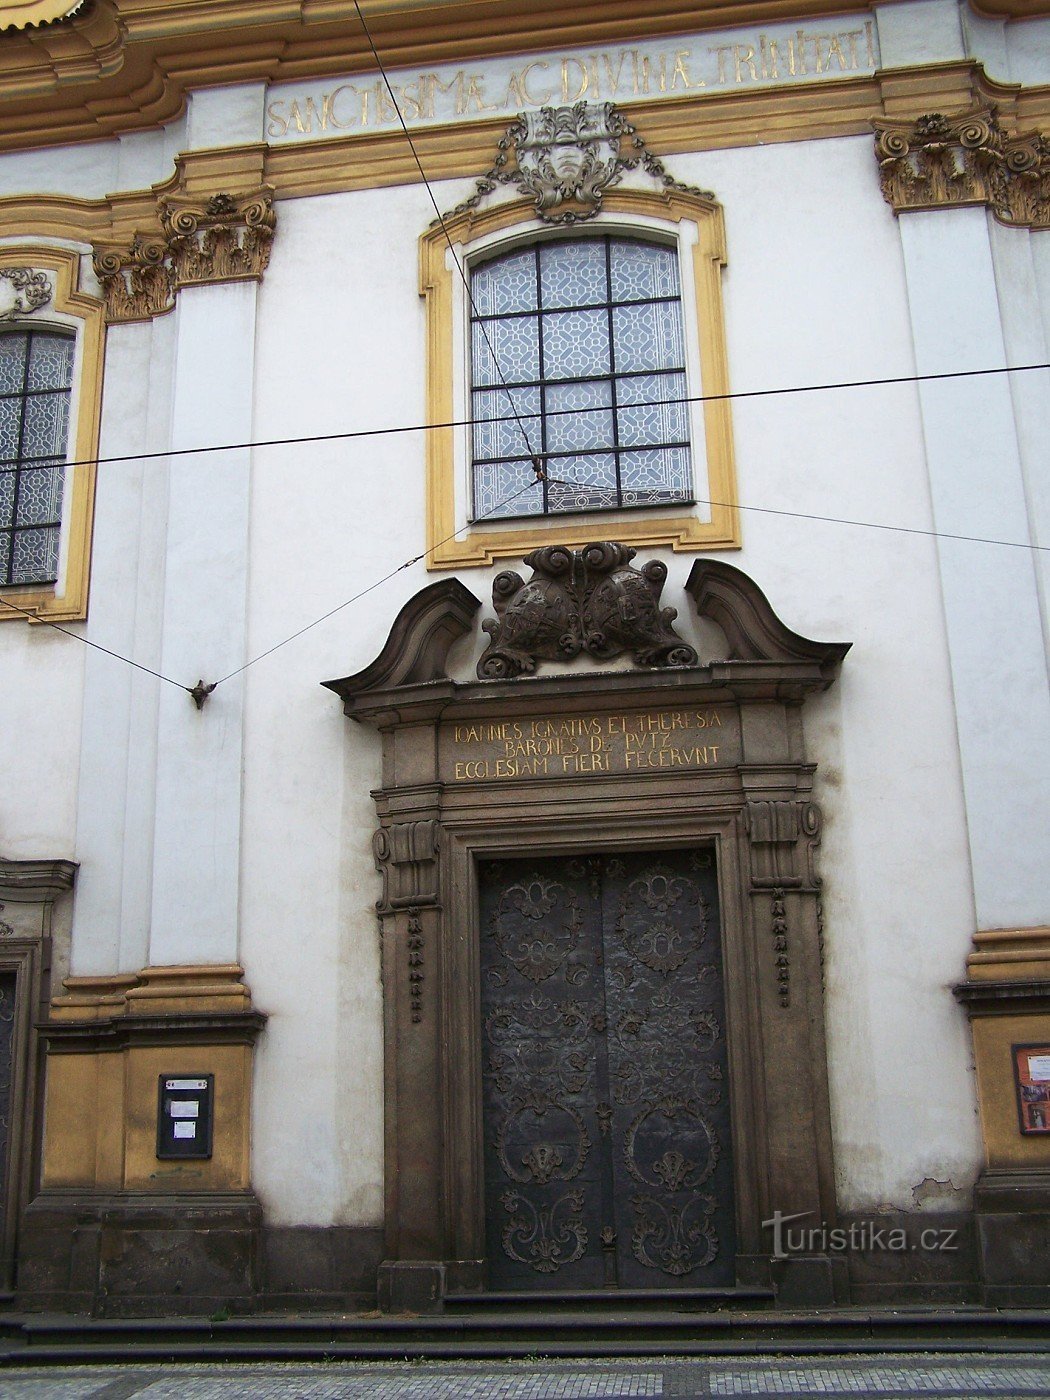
[{"xmin": 442, "ymin": 708, "xmax": 735, "ymax": 782}]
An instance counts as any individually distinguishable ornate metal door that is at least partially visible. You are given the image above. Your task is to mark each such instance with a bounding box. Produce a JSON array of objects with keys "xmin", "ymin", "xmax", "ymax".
[{"xmin": 479, "ymin": 850, "xmax": 734, "ymax": 1289}]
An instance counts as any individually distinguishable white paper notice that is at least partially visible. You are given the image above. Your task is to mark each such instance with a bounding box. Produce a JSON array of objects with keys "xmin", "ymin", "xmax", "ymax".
[
  {"xmin": 1028, "ymin": 1054, "xmax": 1050, "ymax": 1082},
  {"xmin": 169, "ymin": 1101, "xmax": 199, "ymax": 1118},
  {"xmin": 173, "ymin": 1121, "xmax": 197, "ymax": 1139}
]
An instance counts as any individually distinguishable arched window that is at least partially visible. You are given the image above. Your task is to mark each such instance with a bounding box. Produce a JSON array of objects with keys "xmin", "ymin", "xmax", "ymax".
[
  {"xmin": 470, "ymin": 237, "xmax": 692, "ymax": 520},
  {"xmin": 0, "ymin": 327, "xmax": 75, "ymax": 586}
]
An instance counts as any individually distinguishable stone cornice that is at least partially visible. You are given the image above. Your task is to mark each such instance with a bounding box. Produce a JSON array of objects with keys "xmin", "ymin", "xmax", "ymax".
[
  {"xmin": 0, "ymin": 0, "xmax": 1047, "ymax": 154},
  {"xmin": 0, "ymin": 857, "xmax": 77, "ymax": 902},
  {"xmin": 874, "ymin": 104, "xmax": 1050, "ymax": 229}
]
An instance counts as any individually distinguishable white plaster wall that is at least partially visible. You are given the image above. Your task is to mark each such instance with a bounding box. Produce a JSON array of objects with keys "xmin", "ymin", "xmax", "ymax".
[
  {"xmin": 0, "ymin": 624, "xmax": 84, "ymax": 858},
  {"xmin": 7, "ymin": 19, "xmax": 1047, "ymax": 1226},
  {"xmin": 236, "ymin": 133, "xmax": 987, "ymax": 1223},
  {"xmin": 0, "ymin": 122, "xmax": 186, "ymax": 200},
  {"xmin": 70, "ymin": 313, "xmax": 174, "ymax": 976},
  {"xmin": 244, "ymin": 182, "xmax": 438, "ymax": 1226}
]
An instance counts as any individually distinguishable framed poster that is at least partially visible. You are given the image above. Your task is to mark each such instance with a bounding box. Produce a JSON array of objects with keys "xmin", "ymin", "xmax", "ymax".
[{"xmin": 1012, "ymin": 1045, "xmax": 1050, "ymax": 1135}]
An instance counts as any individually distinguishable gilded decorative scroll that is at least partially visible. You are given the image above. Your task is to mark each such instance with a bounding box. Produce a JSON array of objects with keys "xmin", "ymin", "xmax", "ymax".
[{"xmin": 873, "ymin": 105, "xmax": 1050, "ymax": 230}]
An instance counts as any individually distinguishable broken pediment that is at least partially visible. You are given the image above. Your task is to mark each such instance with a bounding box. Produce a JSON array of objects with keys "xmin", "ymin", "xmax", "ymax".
[{"xmin": 323, "ymin": 551, "xmax": 850, "ymax": 715}]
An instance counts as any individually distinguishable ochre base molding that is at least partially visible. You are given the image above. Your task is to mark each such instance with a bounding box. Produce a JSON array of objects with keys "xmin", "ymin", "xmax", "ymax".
[
  {"xmin": 955, "ymin": 927, "xmax": 1050, "ymax": 1303},
  {"xmin": 39, "ymin": 964, "xmax": 266, "ymax": 1197}
]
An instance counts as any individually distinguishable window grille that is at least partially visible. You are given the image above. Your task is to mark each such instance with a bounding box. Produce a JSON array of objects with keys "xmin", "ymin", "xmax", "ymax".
[
  {"xmin": 470, "ymin": 237, "xmax": 693, "ymax": 521},
  {"xmin": 0, "ymin": 329, "xmax": 74, "ymax": 586}
]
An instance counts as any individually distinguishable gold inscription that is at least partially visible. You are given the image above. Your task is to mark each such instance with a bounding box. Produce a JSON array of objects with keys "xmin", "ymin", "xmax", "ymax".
[
  {"xmin": 449, "ymin": 709, "xmax": 726, "ymax": 781},
  {"xmin": 267, "ymin": 22, "xmax": 877, "ymax": 140}
]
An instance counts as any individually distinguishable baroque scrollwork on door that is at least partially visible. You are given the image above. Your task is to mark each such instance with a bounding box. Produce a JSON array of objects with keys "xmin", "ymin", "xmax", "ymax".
[
  {"xmin": 487, "ymin": 873, "xmax": 586, "ymax": 985},
  {"xmin": 480, "ymin": 851, "xmax": 734, "ymax": 1289},
  {"xmin": 501, "ymin": 1189, "xmax": 589, "ymax": 1273}
]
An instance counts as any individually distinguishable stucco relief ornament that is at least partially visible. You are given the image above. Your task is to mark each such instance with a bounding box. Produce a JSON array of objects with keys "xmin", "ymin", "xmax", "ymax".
[
  {"xmin": 0, "ymin": 268, "xmax": 53, "ymax": 321},
  {"xmin": 440, "ymin": 101, "xmax": 713, "ymax": 225},
  {"xmin": 477, "ymin": 542, "xmax": 698, "ymax": 678}
]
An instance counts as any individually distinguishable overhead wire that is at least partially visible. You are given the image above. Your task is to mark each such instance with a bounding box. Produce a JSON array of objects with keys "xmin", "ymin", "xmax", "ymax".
[
  {"xmin": 19, "ymin": 359, "xmax": 1050, "ymax": 479},
  {"xmin": 4, "ymin": 0, "xmax": 1050, "ymax": 691}
]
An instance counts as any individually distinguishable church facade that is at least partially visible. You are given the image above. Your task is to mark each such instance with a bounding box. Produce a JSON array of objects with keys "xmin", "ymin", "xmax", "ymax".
[{"xmin": 0, "ymin": 0, "xmax": 1048, "ymax": 1314}]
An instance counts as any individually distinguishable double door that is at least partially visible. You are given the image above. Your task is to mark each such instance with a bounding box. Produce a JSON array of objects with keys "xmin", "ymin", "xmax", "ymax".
[{"xmin": 479, "ymin": 849, "xmax": 735, "ymax": 1289}]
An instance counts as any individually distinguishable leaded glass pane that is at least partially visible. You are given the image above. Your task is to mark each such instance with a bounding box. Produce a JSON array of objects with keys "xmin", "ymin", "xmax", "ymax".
[
  {"xmin": 617, "ymin": 373, "xmax": 688, "ymax": 448},
  {"xmin": 539, "ymin": 241, "xmax": 607, "ymax": 310},
  {"xmin": 620, "ymin": 446, "xmax": 692, "ymax": 503},
  {"xmin": 0, "ymin": 470, "xmax": 13, "ymax": 528},
  {"xmin": 0, "ymin": 335, "xmax": 27, "ymax": 394},
  {"xmin": 472, "ymin": 316, "xmax": 540, "ymax": 387},
  {"xmin": 612, "ymin": 302, "xmax": 684, "ymax": 374},
  {"xmin": 0, "ymin": 531, "xmax": 9, "ymax": 580},
  {"xmin": 545, "ymin": 380, "xmax": 614, "ymax": 454},
  {"xmin": 473, "ymin": 386, "xmax": 541, "ymax": 462},
  {"xmin": 546, "ymin": 454, "xmax": 618, "ymax": 513},
  {"xmin": 21, "ymin": 392, "xmax": 69, "ymax": 461},
  {"xmin": 472, "ymin": 248, "xmax": 537, "ymax": 317},
  {"xmin": 0, "ymin": 397, "xmax": 20, "ymax": 461},
  {"xmin": 469, "ymin": 236, "xmax": 693, "ymax": 521},
  {"xmin": 474, "ymin": 460, "xmax": 544, "ymax": 520},
  {"xmin": 543, "ymin": 309, "xmax": 610, "ymax": 379},
  {"xmin": 12, "ymin": 524, "xmax": 58, "ymax": 584},
  {"xmin": 609, "ymin": 239, "xmax": 679, "ymax": 303},
  {"xmin": 16, "ymin": 464, "xmax": 63, "ymax": 526},
  {"xmin": 27, "ymin": 334, "xmax": 74, "ymax": 392}
]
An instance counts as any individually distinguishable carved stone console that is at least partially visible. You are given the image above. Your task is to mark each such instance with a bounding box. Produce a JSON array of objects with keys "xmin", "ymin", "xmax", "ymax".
[{"xmin": 325, "ymin": 553, "xmax": 850, "ymax": 1310}]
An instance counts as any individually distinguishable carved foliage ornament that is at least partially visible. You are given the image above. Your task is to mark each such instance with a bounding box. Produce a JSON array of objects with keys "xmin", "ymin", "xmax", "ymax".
[
  {"xmin": 873, "ymin": 106, "xmax": 1050, "ymax": 230},
  {"xmin": 477, "ymin": 542, "xmax": 698, "ymax": 679},
  {"xmin": 92, "ymin": 238, "xmax": 173, "ymax": 324},
  {"xmin": 441, "ymin": 101, "xmax": 713, "ymax": 226},
  {"xmin": 92, "ymin": 188, "xmax": 277, "ymax": 323},
  {"xmin": 0, "ymin": 267, "xmax": 53, "ymax": 321}
]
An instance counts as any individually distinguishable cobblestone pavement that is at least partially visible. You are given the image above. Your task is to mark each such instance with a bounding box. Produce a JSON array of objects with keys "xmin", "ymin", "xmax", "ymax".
[{"xmin": 0, "ymin": 1355, "xmax": 1048, "ymax": 1399}]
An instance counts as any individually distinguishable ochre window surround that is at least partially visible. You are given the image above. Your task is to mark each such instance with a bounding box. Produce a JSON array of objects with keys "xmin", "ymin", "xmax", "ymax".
[
  {"xmin": 0, "ymin": 247, "xmax": 103, "ymax": 623},
  {"xmin": 419, "ymin": 188, "xmax": 741, "ymax": 571}
]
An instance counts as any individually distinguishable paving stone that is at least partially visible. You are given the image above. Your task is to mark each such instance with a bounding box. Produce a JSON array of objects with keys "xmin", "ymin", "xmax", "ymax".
[{"xmin": 0, "ymin": 1353, "xmax": 1048, "ymax": 1399}]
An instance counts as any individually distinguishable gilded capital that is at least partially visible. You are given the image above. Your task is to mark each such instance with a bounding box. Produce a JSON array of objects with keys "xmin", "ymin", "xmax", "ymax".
[
  {"xmin": 92, "ymin": 187, "xmax": 278, "ymax": 323},
  {"xmin": 873, "ymin": 105, "xmax": 1050, "ymax": 230},
  {"xmin": 91, "ymin": 238, "xmax": 173, "ymax": 324},
  {"xmin": 160, "ymin": 188, "xmax": 277, "ymax": 290}
]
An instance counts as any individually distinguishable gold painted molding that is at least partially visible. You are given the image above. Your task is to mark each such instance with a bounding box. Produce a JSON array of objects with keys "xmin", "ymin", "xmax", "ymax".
[
  {"xmin": 966, "ymin": 926, "xmax": 1050, "ymax": 982},
  {"xmin": 0, "ymin": 62, "xmax": 1044, "ymax": 244},
  {"xmin": 0, "ymin": 1, "xmax": 1047, "ymax": 154},
  {"xmin": 874, "ymin": 104, "xmax": 1050, "ymax": 228},
  {"xmin": 0, "ymin": 246, "xmax": 103, "ymax": 625},
  {"xmin": 419, "ymin": 188, "xmax": 740, "ymax": 570}
]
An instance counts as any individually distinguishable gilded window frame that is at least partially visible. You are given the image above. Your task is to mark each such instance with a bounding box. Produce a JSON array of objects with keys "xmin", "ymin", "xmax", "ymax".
[
  {"xmin": 0, "ymin": 246, "xmax": 103, "ymax": 623},
  {"xmin": 419, "ymin": 188, "xmax": 741, "ymax": 571}
]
